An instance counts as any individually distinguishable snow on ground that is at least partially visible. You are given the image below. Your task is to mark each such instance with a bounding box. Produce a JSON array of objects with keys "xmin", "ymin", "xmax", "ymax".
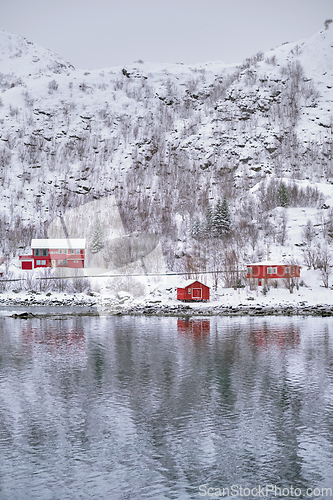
[{"xmin": 1, "ymin": 266, "xmax": 333, "ymax": 315}]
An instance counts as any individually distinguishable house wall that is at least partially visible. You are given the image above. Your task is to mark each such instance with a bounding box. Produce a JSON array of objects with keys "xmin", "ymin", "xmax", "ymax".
[
  {"xmin": 34, "ymin": 258, "xmax": 51, "ymax": 268},
  {"xmin": 49, "ymin": 249, "xmax": 85, "ymax": 268},
  {"xmin": 20, "ymin": 248, "xmax": 85, "ymax": 270},
  {"xmin": 247, "ymin": 265, "xmax": 301, "ymax": 280}
]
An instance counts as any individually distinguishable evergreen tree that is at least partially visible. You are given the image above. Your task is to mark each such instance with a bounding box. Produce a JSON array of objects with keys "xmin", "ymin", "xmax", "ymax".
[
  {"xmin": 277, "ymin": 183, "xmax": 289, "ymax": 207},
  {"xmin": 212, "ymin": 198, "xmax": 232, "ymax": 237},
  {"xmin": 91, "ymin": 219, "xmax": 104, "ymax": 254},
  {"xmin": 191, "ymin": 218, "xmax": 203, "ymax": 240}
]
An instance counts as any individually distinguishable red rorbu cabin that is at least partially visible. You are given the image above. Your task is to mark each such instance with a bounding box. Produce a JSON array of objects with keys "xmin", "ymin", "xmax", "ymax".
[
  {"xmin": 246, "ymin": 262, "xmax": 301, "ymax": 286},
  {"xmin": 177, "ymin": 280, "xmax": 210, "ymax": 302}
]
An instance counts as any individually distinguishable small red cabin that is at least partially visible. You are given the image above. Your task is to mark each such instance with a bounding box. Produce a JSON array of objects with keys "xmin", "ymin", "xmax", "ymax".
[
  {"xmin": 177, "ymin": 280, "xmax": 210, "ymax": 302},
  {"xmin": 246, "ymin": 262, "xmax": 301, "ymax": 286}
]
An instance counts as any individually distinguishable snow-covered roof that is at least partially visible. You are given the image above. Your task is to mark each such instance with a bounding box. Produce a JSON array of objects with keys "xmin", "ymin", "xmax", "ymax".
[
  {"xmin": 248, "ymin": 261, "xmax": 300, "ymax": 267},
  {"xmin": 31, "ymin": 238, "xmax": 86, "ymax": 249},
  {"xmin": 177, "ymin": 279, "xmax": 209, "ymax": 288}
]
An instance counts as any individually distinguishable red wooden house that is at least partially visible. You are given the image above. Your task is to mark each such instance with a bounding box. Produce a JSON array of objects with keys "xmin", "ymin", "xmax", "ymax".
[
  {"xmin": 19, "ymin": 239, "xmax": 86, "ymax": 270},
  {"xmin": 177, "ymin": 280, "xmax": 210, "ymax": 301},
  {"xmin": 246, "ymin": 262, "xmax": 301, "ymax": 286}
]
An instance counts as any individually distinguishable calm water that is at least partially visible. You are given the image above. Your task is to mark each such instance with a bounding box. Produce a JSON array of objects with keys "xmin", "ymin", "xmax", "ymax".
[{"xmin": 0, "ymin": 315, "xmax": 332, "ymax": 499}]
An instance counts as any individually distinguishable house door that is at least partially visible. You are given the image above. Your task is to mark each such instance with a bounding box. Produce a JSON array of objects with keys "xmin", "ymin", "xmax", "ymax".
[
  {"xmin": 192, "ymin": 288, "xmax": 202, "ymax": 299},
  {"xmin": 22, "ymin": 261, "xmax": 33, "ymax": 270}
]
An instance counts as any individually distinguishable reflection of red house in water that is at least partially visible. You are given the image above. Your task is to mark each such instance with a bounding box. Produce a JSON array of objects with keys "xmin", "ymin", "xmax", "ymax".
[
  {"xmin": 22, "ymin": 325, "xmax": 86, "ymax": 354},
  {"xmin": 19, "ymin": 238, "xmax": 86, "ymax": 270},
  {"xmin": 177, "ymin": 280, "xmax": 210, "ymax": 301},
  {"xmin": 250, "ymin": 325, "xmax": 301, "ymax": 349},
  {"xmin": 177, "ymin": 318, "xmax": 210, "ymax": 337},
  {"xmin": 246, "ymin": 262, "xmax": 301, "ymax": 286}
]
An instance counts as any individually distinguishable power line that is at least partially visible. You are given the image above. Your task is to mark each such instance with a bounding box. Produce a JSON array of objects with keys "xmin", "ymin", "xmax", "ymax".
[{"xmin": 0, "ymin": 269, "xmax": 247, "ymax": 282}]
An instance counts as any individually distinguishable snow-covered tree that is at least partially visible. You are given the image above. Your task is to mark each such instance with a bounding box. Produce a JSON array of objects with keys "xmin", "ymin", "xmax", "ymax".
[
  {"xmin": 90, "ymin": 219, "xmax": 104, "ymax": 254},
  {"xmin": 277, "ymin": 183, "xmax": 289, "ymax": 207},
  {"xmin": 191, "ymin": 218, "xmax": 203, "ymax": 240},
  {"xmin": 212, "ymin": 198, "xmax": 232, "ymax": 238}
]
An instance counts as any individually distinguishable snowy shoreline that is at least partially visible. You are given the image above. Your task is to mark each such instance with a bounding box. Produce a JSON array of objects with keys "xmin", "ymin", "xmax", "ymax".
[{"xmin": 2, "ymin": 292, "xmax": 333, "ymax": 317}]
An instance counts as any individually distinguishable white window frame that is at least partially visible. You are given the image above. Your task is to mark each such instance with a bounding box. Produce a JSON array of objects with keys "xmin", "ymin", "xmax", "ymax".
[{"xmin": 192, "ymin": 288, "xmax": 202, "ymax": 299}]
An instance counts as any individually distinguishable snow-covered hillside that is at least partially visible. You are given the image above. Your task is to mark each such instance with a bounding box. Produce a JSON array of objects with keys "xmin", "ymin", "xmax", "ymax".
[{"xmin": 0, "ymin": 25, "xmax": 333, "ymax": 293}]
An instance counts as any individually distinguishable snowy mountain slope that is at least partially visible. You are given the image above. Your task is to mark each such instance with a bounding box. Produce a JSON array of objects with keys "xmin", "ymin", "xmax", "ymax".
[
  {"xmin": 0, "ymin": 29, "xmax": 74, "ymax": 77},
  {"xmin": 0, "ymin": 26, "xmax": 333, "ymax": 287}
]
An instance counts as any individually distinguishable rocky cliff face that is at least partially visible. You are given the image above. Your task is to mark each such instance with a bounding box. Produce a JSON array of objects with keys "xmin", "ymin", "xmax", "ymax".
[{"xmin": 0, "ymin": 27, "xmax": 332, "ymax": 269}]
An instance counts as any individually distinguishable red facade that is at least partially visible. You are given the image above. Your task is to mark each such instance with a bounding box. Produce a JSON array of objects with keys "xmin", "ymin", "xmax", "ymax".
[
  {"xmin": 247, "ymin": 263, "xmax": 301, "ymax": 286},
  {"xmin": 177, "ymin": 281, "xmax": 210, "ymax": 301},
  {"xmin": 19, "ymin": 242, "xmax": 86, "ymax": 270},
  {"xmin": 19, "ymin": 250, "xmax": 85, "ymax": 269}
]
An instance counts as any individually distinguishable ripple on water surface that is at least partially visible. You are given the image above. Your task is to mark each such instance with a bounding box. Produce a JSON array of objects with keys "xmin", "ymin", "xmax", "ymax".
[{"xmin": 0, "ymin": 315, "xmax": 332, "ymax": 499}]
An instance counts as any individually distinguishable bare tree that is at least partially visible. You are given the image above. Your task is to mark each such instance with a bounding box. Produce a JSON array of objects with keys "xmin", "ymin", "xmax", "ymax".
[
  {"xmin": 210, "ymin": 245, "xmax": 224, "ymax": 291},
  {"xmin": 222, "ymin": 245, "xmax": 240, "ymax": 288},
  {"xmin": 276, "ymin": 210, "xmax": 288, "ymax": 246},
  {"xmin": 247, "ymin": 223, "xmax": 259, "ymax": 251},
  {"xmin": 302, "ymin": 246, "xmax": 318, "ymax": 269},
  {"xmin": 324, "ymin": 19, "xmax": 332, "ymax": 30},
  {"xmin": 302, "ymin": 219, "xmax": 316, "ymax": 245},
  {"xmin": 316, "ymin": 245, "xmax": 331, "ymax": 288}
]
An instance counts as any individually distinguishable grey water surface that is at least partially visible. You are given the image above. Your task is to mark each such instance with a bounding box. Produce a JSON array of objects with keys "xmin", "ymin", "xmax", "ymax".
[{"xmin": 0, "ymin": 315, "xmax": 332, "ymax": 499}]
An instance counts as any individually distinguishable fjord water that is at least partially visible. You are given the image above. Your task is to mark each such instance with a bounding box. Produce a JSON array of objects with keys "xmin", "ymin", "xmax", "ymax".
[{"xmin": 0, "ymin": 315, "xmax": 332, "ymax": 500}]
